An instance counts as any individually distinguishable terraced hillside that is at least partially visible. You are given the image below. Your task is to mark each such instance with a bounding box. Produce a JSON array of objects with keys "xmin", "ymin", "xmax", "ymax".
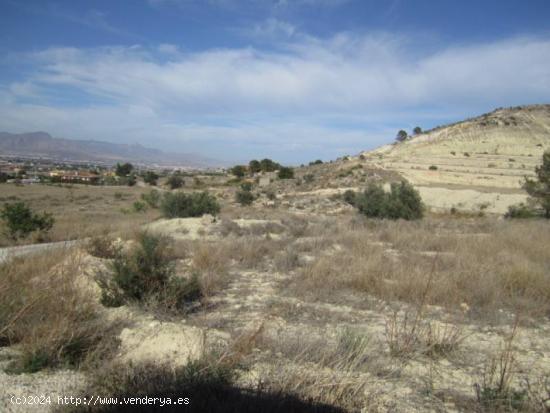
[{"xmin": 360, "ymin": 105, "xmax": 550, "ymax": 214}]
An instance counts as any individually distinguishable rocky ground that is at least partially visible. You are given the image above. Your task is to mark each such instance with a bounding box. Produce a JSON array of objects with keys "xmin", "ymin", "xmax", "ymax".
[{"xmin": 2, "ymin": 214, "xmax": 549, "ymax": 412}]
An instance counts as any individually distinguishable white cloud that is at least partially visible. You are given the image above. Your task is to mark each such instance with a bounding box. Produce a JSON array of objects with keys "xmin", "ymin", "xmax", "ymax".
[
  {"xmin": 250, "ymin": 18, "xmax": 296, "ymax": 39},
  {"xmin": 1, "ymin": 32, "xmax": 550, "ymax": 162}
]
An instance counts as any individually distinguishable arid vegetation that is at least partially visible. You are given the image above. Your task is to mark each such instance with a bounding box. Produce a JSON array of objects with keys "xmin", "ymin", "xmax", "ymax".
[
  {"xmin": 1, "ymin": 132, "xmax": 550, "ymax": 412},
  {"xmin": 0, "ymin": 248, "xmax": 109, "ymax": 373}
]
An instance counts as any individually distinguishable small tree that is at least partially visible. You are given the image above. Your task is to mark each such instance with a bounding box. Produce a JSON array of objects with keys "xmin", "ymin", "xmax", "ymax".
[
  {"xmin": 115, "ymin": 162, "xmax": 133, "ymax": 177},
  {"xmin": 143, "ymin": 171, "xmax": 159, "ymax": 186},
  {"xmin": 356, "ymin": 183, "xmax": 388, "ymax": 218},
  {"xmin": 0, "ymin": 202, "xmax": 54, "ymax": 240},
  {"xmin": 396, "ymin": 130, "xmax": 408, "ymax": 142},
  {"xmin": 126, "ymin": 174, "xmax": 136, "ymax": 187},
  {"xmin": 354, "ymin": 181, "xmax": 423, "ymax": 220},
  {"xmin": 523, "ymin": 150, "xmax": 550, "ymax": 218},
  {"xmin": 236, "ymin": 182, "xmax": 255, "ymax": 206},
  {"xmin": 387, "ymin": 181, "xmax": 424, "ymax": 220},
  {"xmin": 260, "ymin": 159, "xmax": 281, "ymax": 172},
  {"xmin": 278, "ymin": 167, "xmax": 294, "ymax": 179},
  {"xmin": 230, "ymin": 165, "xmax": 246, "ymax": 178},
  {"xmin": 141, "ymin": 189, "xmax": 161, "ymax": 208},
  {"xmin": 248, "ymin": 160, "xmax": 261, "ymax": 174},
  {"xmin": 413, "ymin": 126, "xmax": 422, "ymax": 135},
  {"xmin": 167, "ymin": 175, "xmax": 184, "ymax": 190}
]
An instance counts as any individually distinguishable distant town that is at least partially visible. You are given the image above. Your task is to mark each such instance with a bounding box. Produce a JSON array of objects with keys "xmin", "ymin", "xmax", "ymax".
[{"xmin": 0, "ymin": 155, "xmax": 225, "ymax": 186}]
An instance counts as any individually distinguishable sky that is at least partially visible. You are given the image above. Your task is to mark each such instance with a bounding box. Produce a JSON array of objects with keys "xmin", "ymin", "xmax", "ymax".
[{"xmin": 1, "ymin": 0, "xmax": 550, "ymax": 164}]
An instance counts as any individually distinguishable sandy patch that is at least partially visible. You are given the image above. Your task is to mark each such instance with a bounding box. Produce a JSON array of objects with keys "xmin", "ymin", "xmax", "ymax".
[
  {"xmin": 146, "ymin": 217, "xmax": 215, "ymax": 240},
  {"xmin": 416, "ymin": 186, "xmax": 528, "ymax": 214},
  {"xmin": 118, "ymin": 320, "xmax": 205, "ymax": 367}
]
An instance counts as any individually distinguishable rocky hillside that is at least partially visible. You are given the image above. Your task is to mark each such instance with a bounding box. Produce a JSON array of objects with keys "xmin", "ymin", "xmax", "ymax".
[{"xmin": 341, "ymin": 104, "xmax": 549, "ymax": 214}]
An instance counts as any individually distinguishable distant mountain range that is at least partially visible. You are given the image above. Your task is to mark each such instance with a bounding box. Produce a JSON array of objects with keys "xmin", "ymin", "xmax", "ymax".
[{"xmin": 0, "ymin": 131, "xmax": 222, "ymax": 168}]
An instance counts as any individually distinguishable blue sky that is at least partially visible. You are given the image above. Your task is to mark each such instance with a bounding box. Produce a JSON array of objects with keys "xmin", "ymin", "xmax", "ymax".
[{"xmin": 1, "ymin": 0, "xmax": 550, "ymax": 164}]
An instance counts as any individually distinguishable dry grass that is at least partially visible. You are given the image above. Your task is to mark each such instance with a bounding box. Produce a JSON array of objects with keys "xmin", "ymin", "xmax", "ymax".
[
  {"xmin": 191, "ymin": 241, "xmax": 231, "ymax": 297},
  {"xmin": 0, "ymin": 183, "xmax": 159, "ymax": 247},
  {"xmin": 273, "ymin": 246, "xmax": 300, "ymax": 273},
  {"xmin": 0, "ymin": 248, "xmax": 108, "ymax": 372},
  {"xmin": 293, "ymin": 217, "xmax": 550, "ymax": 320},
  {"xmin": 471, "ymin": 321, "xmax": 531, "ymax": 412},
  {"xmin": 385, "ymin": 311, "xmax": 466, "ymax": 360}
]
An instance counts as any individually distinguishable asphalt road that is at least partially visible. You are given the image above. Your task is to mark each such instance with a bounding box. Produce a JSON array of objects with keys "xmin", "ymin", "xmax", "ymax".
[{"xmin": 0, "ymin": 240, "xmax": 80, "ymax": 264}]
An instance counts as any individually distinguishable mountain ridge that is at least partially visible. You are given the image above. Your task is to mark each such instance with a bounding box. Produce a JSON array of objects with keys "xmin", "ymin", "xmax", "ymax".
[{"xmin": 0, "ymin": 131, "xmax": 223, "ymax": 168}]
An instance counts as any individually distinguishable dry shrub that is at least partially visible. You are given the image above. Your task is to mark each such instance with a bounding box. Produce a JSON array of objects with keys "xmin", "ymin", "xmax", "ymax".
[
  {"xmin": 274, "ymin": 247, "xmax": 300, "ymax": 273},
  {"xmin": 217, "ymin": 219, "xmax": 286, "ymax": 238},
  {"xmin": 86, "ymin": 232, "xmax": 121, "ymax": 259},
  {"xmin": 281, "ymin": 215, "xmax": 309, "ymax": 238},
  {"xmin": 248, "ymin": 222, "xmax": 286, "ymax": 237},
  {"xmin": 376, "ymin": 220, "xmax": 459, "ymax": 252},
  {"xmin": 0, "ymin": 249, "xmax": 106, "ymax": 372},
  {"xmin": 522, "ymin": 376, "xmax": 550, "ymax": 413},
  {"xmin": 218, "ymin": 219, "xmax": 245, "ymax": 237},
  {"xmin": 192, "ymin": 241, "xmax": 231, "ymax": 297},
  {"xmin": 385, "ymin": 311, "xmax": 465, "ymax": 360},
  {"xmin": 296, "ymin": 236, "xmax": 390, "ymax": 300},
  {"xmin": 223, "ymin": 237, "xmax": 282, "ymax": 270},
  {"xmin": 473, "ymin": 322, "xmax": 528, "ymax": 412}
]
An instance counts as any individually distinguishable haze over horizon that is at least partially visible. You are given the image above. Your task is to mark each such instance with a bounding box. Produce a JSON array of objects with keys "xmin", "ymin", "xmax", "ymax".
[{"xmin": 1, "ymin": 0, "xmax": 550, "ymax": 164}]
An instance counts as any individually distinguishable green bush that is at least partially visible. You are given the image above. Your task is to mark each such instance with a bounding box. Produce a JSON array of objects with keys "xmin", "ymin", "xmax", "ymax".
[
  {"xmin": 504, "ymin": 203, "xmax": 536, "ymax": 219},
  {"xmin": 97, "ymin": 233, "xmax": 201, "ymax": 311},
  {"xmin": 429, "ymin": 165, "xmax": 438, "ymax": 170},
  {"xmin": 167, "ymin": 175, "xmax": 184, "ymax": 190},
  {"xmin": 240, "ymin": 182, "xmax": 253, "ymax": 192},
  {"xmin": 161, "ymin": 191, "xmax": 220, "ymax": 218},
  {"xmin": 143, "ymin": 171, "xmax": 159, "ymax": 186},
  {"xmin": 141, "ymin": 189, "xmax": 161, "ymax": 208},
  {"xmin": 0, "ymin": 202, "xmax": 54, "ymax": 240},
  {"xmin": 235, "ymin": 182, "xmax": 254, "ymax": 206},
  {"xmin": 132, "ymin": 201, "xmax": 147, "ymax": 213},
  {"xmin": 522, "ymin": 150, "xmax": 550, "ymax": 218},
  {"xmin": 354, "ymin": 181, "xmax": 423, "ymax": 220},
  {"xmin": 118, "ymin": 175, "xmax": 136, "ymax": 187},
  {"xmin": 236, "ymin": 189, "xmax": 254, "ymax": 206},
  {"xmin": 230, "ymin": 165, "xmax": 246, "ymax": 178},
  {"xmin": 343, "ymin": 189, "xmax": 357, "ymax": 206},
  {"xmin": 278, "ymin": 167, "xmax": 294, "ymax": 179}
]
